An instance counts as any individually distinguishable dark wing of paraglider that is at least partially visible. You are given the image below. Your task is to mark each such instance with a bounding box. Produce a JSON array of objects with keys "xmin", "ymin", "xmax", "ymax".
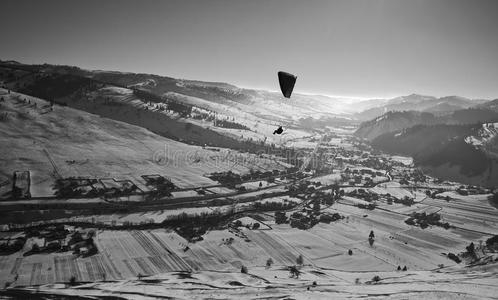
[{"xmin": 278, "ymin": 71, "xmax": 297, "ymax": 98}]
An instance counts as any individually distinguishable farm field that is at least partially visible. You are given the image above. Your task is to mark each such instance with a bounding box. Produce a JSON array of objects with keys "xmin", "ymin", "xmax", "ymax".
[
  {"xmin": 369, "ymin": 182, "xmax": 415, "ymax": 200},
  {"xmin": 422, "ymin": 197, "xmax": 498, "ymax": 235},
  {"xmin": 3, "ymin": 186, "xmax": 496, "ymax": 289}
]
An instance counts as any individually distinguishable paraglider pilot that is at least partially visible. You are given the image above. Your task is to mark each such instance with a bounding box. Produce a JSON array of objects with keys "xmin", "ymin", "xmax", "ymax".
[
  {"xmin": 272, "ymin": 71, "xmax": 297, "ymax": 135},
  {"xmin": 273, "ymin": 126, "xmax": 283, "ymax": 135}
]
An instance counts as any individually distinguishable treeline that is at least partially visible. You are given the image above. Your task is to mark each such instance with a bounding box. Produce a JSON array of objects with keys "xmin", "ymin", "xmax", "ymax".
[
  {"xmin": 281, "ymin": 211, "xmax": 343, "ymax": 230},
  {"xmin": 209, "ymin": 169, "xmax": 283, "ymax": 186},
  {"xmin": 252, "ymin": 200, "xmax": 298, "ymax": 211},
  {"xmin": 133, "ymin": 89, "xmax": 193, "ymax": 117},
  {"xmin": 186, "ymin": 85, "xmax": 251, "ymax": 103},
  {"xmin": 161, "ymin": 211, "xmax": 233, "ymax": 242},
  {"xmin": 19, "ymin": 73, "xmax": 98, "ymax": 101},
  {"xmin": 405, "ymin": 212, "xmax": 450, "ymax": 229},
  {"xmin": 215, "ymin": 119, "xmax": 250, "ymax": 130}
]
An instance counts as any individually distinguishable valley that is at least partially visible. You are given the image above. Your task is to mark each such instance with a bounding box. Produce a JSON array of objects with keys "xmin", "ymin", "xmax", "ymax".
[{"xmin": 0, "ymin": 62, "xmax": 497, "ymax": 299}]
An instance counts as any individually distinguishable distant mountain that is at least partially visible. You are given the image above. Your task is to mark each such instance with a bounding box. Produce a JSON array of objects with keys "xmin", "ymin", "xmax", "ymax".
[
  {"xmin": 371, "ymin": 124, "xmax": 498, "ymax": 187},
  {"xmin": 355, "ymin": 94, "xmax": 488, "ymax": 120},
  {"xmin": 88, "ymin": 70, "xmax": 363, "ymax": 120},
  {"xmin": 477, "ymin": 99, "xmax": 498, "ymax": 112},
  {"xmin": 450, "ymin": 108, "xmax": 498, "ymax": 124},
  {"xmin": 0, "ymin": 60, "xmax": 20, "ymax": 65},
  {"xmin": 355, "ymin": 111, "xmax": 438, "ymax": 141},
  {"xmin": 342, "ymin": 98, "xmax": 390, "ymax": 114},
  {"xmin": 422, "ymin": 102, "xmax": 463, "ymax": 114},
  {"xmin": 355, "ymin": 108, "xmax": 498, "ymax": 141}
]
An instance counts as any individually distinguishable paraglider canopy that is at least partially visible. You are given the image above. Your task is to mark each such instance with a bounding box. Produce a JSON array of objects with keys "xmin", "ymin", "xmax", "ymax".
[{"xmin": 278, "ymin": 71, "xmax": 297, "ymax": 98}]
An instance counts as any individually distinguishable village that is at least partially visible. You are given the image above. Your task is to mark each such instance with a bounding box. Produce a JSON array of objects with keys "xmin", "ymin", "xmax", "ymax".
[{"xmin": 1, "ymin": 126, "xmax": 497, "ymax": 291}]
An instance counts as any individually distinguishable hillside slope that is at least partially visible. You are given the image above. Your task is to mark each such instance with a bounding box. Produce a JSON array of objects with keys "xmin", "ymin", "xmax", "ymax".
[
  {"xmin": 355, "ymin": 111, "xmax": 438, "ymax": 141},
  {"xmin": 0, "ymin": 62, "xmax": 351, "ymax": 149},
  {"xmin": 0, "ymin": 89, "xmax": 285, "ymax": 198},
  {"xmin": 371, "ymin": 124, "xmax": 497, "ymax": 187},
  {"xmin": 355, "ymin": 109, "xmax": 498, "ymax": 141}
]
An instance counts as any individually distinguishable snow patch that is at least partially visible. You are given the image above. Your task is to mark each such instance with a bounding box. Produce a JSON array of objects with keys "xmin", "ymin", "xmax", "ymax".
[{"xmin": 465, "ymin": 122, "xmax": 498, "ymax": 146}]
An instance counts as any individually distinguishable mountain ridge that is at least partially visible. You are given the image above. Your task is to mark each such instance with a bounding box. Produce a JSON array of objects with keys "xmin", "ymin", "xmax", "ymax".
[
  {"xmin": 354, "ymin": 94, "xmax": 488, "ymax": 121},
  {"xmin": 355, "ymin": 108, "xmax": 498, "ymax": 141},
  {"xmin": 370, "ymin": 123, "xmax": 498, "ymax": 187},
  {"xmin": 1, "ymin": 60, "xmax": 493, "ymax": 119}
]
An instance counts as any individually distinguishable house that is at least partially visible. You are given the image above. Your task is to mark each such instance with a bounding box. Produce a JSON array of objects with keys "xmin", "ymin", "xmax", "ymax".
[
  {"xmin": 79, "ymin": 247, "xmax": 89, "ymax": 255},
  {"xmin": 64, "ymin": 225, "xmax": 76, "ymax": 232}
]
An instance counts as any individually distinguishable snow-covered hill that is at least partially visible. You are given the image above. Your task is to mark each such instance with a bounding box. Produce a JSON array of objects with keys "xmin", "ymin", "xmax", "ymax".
[
  {"xmin": 465, "ymin": 122, "xmax": 498, "ymax": 147},
  {"xmin": 0, "ymin": 89, "xmax": 286, "ymax": 198}
]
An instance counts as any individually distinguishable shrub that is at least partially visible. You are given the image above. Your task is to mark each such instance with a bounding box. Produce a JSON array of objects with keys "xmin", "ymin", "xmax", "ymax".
[
  {"xmin": 289, "ymin": 265, "xmax": 300, "ymax": 278},
  {"xmin": 486, "ymin": 235, "xmax": 498, "ymax": 249},
  {"xmin": 466, "ymin": 242, "xmax": 477, "ymax": 259},
  {"xmin": 69, "ymin": 276, "xmax": 77, "ymax": 286}
]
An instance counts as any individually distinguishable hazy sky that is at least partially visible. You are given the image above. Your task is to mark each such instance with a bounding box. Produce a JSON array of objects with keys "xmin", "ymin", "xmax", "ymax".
[{"xmin": 1, "ymin": 0, "xmax": 497, "ymax": 99}]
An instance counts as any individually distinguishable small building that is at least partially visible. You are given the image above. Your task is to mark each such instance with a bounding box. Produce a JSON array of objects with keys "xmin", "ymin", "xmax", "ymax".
[
  {"xmin": 64, "ymin": 225, "xmax": 76, "ymax": 232},
  {"xmin": 12, "ymin": 171, "xmax": 31, "ymax": 199}
]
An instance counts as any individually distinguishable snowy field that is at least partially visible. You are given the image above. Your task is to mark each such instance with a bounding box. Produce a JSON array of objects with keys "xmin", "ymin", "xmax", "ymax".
[
  {"xmin": 2, "ymin": 187, "xmax": 496, "ymax": 290},
  {"xmin": 18, "ymin": 264, "xmax": 497, "ymax": 299},
  {"xmin": 0, "ymin": 90, "xmax": 285, "ymax": 198}
]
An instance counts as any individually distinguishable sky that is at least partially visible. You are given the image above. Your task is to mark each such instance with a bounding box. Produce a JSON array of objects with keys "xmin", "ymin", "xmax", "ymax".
[{"xmin": 1, "ymin": 0, "xmax": 498, "ymax": 99}]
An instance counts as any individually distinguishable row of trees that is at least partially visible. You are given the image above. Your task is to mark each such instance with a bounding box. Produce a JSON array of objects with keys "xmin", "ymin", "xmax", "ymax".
[
  {"xmin": 209, "ymin": 169, "xmax": 282, "ymax": 187},
  {"xmin": 276, "ymin": 210, "xmax": 344, "ymax": 230},
  {"xmin": 132, "ymin": 89, "xmax": 193, "ymax": 118},
  {"xmin": 54, "ymin": 177, "xmax": 139, "ymax": 199},
  {"xmin": 243, "ymin": 255, "xmax": 304, "ymax": 278},
  {"xmin": 252, "ymin": 200, "xmax": 298, "ymax": 211},
  {"xmin": 214, "ymin": 119, "xmax": 250, "ymax": 130}
]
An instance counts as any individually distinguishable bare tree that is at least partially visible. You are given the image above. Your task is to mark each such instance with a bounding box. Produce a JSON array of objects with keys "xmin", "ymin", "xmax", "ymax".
[
  {"xmin": 296, "ymin": 254, "xmax": 304, "ymax": 266},
  {"xmin": 266, "ymin": 258, "xmax": 273, "ymax": 268}
]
